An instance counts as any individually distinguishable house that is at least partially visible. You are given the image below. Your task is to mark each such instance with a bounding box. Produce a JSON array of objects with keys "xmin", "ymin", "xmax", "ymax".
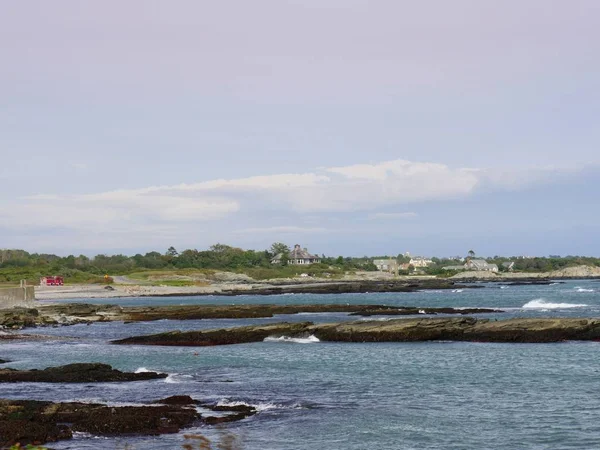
[
  {"xmin": 373, "ymin": 259, "xmax": 397, "ymax": 272},
  {"xmin": 409, "ymin": 257, "xmax": 433, "ymax": 268},
  {"xmin": 271, "ymin": 244, "xmax": 320, "ymax": 265},
  {"xmin": 465, "ymin": 259, "xmax": 499, "ymax": 272}
]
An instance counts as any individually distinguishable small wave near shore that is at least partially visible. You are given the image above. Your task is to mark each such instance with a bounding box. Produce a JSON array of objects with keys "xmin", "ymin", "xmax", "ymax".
[{"xmin": 522, "ymin": 299, "xmax": 588, "ymax": 309}]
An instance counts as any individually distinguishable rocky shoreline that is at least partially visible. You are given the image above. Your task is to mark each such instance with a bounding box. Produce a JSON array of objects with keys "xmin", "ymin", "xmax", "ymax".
[
  {"xmin": 0, "ymin": 395, "xmax": 257, "ymax": 447},
  {"xmin": 33, "ymin": 278, "xmax": 479, "ymax": 300},
  {"xmin": 112, "ymin": 317, "xmax": 600, "ymax": 346},
  {"xmin": 0, "ymin": 303, "xmax": 502, "ymax": 329}
]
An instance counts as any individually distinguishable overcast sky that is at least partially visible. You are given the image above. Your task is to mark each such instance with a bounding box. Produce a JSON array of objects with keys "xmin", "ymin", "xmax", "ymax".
[{"xmin": 1, "ymin": 1, "xmax": 599, "ymax": 257}]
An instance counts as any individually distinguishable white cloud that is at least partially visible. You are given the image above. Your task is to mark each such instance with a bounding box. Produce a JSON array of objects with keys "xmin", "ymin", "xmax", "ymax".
[
  {"xmin": 234, "ymin": 226, "xmax": 329, "ymax": 234},
  {"xmin": 369, "ymin": 212, "xmax": 419, "ymax": 220},
  {"xmin": 1, "ymin": 158, "xmax": 584, "ymax": 251}
]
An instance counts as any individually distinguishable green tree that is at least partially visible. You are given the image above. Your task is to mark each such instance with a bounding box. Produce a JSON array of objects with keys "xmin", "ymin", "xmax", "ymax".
[
  {"xmin": 166, "ymin": 246, "xmax": 178, "ymax": 257},
  {"xmin": 269, "ymin": 242, "xmax": 290, "ymax": 257}
]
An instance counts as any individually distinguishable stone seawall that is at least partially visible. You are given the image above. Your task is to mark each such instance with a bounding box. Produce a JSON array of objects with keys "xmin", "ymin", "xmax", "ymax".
[{"xmin": 0, "ymin": 286, "xmax": 35, "ymax": 308}]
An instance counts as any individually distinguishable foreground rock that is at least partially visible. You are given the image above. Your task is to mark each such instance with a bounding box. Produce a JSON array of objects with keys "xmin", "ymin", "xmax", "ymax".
[
  {"xmin": 113, "ymin": 317, "xmax": 600, "ymax": 346},
  {"xmin": 0, "ymin": 363, "xmax": 167, "ymax": 383},
  {"xmin": 0, "ymin": 394, "xmax": 257, "ymax": 447}
]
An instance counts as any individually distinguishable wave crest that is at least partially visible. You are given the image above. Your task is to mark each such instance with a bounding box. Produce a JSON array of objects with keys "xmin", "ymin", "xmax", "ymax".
[
  {"xmin": 263, "ymin": 335, "xmax": 320, "ymax": 344},
  {"xmin": 522, "ymin": 298, "xmax": 588, "ymax": 309}
]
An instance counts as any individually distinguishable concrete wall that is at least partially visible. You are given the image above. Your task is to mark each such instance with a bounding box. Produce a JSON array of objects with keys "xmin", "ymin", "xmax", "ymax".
[{"xmin": 0, "ymin": 286, "xmax": 36, "ymax": 308}]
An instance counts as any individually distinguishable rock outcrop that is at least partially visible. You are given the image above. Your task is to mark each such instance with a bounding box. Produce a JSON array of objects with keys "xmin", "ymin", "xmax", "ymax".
[
  {"xmin": 0, "ymin": 363, "xmax": 167, "ymax": 383},
  {"xmin": 113, "ymin": 317, "xmax": 600, "ymax": 346},
  {"xmin": 0, "ymin": 395, "xmax": 258, "ymax": 447},
  {"xmin": 113, "ymin": 322, "xmax": 313, "ymax": 346},
  {"xmin": 1, "ymin": 302, "xmax": 500, "ymax": 328}
]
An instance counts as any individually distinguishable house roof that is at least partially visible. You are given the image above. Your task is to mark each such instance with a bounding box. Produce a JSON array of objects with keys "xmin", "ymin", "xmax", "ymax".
[
  {"xmin": 373, "ymin": 259, "xmax": 396, "ymax": 265},
  {"xmin": 289, "ymin": 244, "xmax": 318, "ymax": 260}
]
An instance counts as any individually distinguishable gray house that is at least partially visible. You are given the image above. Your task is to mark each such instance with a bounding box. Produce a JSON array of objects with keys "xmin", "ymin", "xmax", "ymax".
[
  {"xmin": 465, "ymin": 259, "xmax": 499, "ymax": 272},
  {"xmin": 271, "ymin": 244, "xmax": 321, "ymax": 265},
  {"xmin": 443, "ymin": 259, "xmax": 499, "ymax": 272},
  {"xmin": 373, "ymin": 259, "xmax": 397, "ymax": 271}
]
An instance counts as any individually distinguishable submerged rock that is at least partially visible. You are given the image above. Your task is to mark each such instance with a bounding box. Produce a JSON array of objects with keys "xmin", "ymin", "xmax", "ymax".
[{"xmin": 0, "ymin": 363, "xmax": 167, "ymax": 383}]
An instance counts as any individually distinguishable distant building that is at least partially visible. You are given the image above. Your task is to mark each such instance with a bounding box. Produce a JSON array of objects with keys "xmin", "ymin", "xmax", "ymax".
[
  {"xmin": 409, "ymin": 257, "xmax": 433, "ymax": 268},
  {"xmin": 465, "ymin": 259, "xmax": 499, "ymax": 272},
  {"xmin": 271, "ymin": 244, "xmax": 320, "ymax": 265},
  {"xmin": 373, "ymin": 259, "xmax": 397, "ymax": 271},
  {"xmin": 443, "ymin": 259, "xmax": 500, "ymax": 272}
]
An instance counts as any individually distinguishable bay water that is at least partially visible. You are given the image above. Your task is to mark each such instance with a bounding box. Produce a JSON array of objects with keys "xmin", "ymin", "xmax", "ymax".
[{"xmin": 3, "ymin": 280, "xmax": 600, "ymax": 449}]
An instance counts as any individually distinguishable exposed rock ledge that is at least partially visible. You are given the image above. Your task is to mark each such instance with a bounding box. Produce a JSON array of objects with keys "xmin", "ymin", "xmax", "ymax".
[
  {"xmin": 113, "ymin": 317, "xmax": 600, "ymax": 346},
  {"xmin": 0, "ymin": 395, "xmax": 256, "ymax": 447},
  {"xmin": 0, "ymin": 363, "xmax": 167, "ymax": 383},
  {"xmin": 0, "ymin": 303, "xmax": 501, "ymax": 329}
]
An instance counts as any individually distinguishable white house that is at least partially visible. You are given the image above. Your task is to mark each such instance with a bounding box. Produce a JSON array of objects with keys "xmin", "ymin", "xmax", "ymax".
[{"xmin": 409, "ymin": 257, "xmax": 433, "ymax": 268}]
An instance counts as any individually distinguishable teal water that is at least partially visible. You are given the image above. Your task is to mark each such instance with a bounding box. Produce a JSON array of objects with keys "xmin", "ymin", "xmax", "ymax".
[{"xmin": 3, "ymin": 280, "xmax": 600, "ymax": 449}]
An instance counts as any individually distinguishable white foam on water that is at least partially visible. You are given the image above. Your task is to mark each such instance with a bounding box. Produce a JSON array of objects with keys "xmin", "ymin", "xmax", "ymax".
[
  {"xmin": 216, "ymin": 399, "xmax": 305, "ymax": 412},
  {"xmin": 263, "ymin": 335, "xmax": 320, "ymax": 344},
  {"xmin": 164, "ymin": 373, "xmax": 193, "ymax": 383},
  {"xmin": 134, "ymin": 367, "xmax": 152, "ymax": 373},
  {"xmin": 360, "ymin": 317, "xmax": 392, "ymax": 322},
  {"xmin": 500, "ymin": 286, "xmax": 509, "ymax": 289},
  {"xmin": 451, "ymin": 289, "xmax": 464, "ymax": 293},
  {"xmin": 418, "ymin": 310, "xmax": 426, "ymax": 314},
  {"xmin": 522, "ymin": 298, "xmax": 588, "ymax": 309},
  {"xmin": 575, "ymin": 288, "xmax": 594, "ymax": 293}
]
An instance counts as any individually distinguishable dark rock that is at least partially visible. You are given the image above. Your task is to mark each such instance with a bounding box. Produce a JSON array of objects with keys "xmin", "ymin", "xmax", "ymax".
[
  {"xmin": 216, "ymin": 279, "xmax": 479, "ymax": 296},
  {"xmin": 114, "ymin": 317, "xmax": 600, "ymax": 346},
  {"xmin": 0, "ymin": 399, "xmax": 199, "ymax": 447},
  {"xmin": 349, "ymin": 307, "xmax": 501, "ymax": 316},
  {"xmin": 154, "ymin": 395, "xmax": 196, "ymax": 405},
  {"xmin": 0, "ymin": 359, "xmax": 9, "ymax": 364},
  {"xmin": 500, "ymin": 280, "xmax": 563, "ymax": 286},
  {"xmin": 113, "ymin": 322, "xmax": 313, "ymax": 346},
  {"xmin": 0, "ymin": 363, "xmax": 167, "ymax": 383},
  {"xmin": 0, "ymin": 395, "xmax": 261, "ymax": 446}
]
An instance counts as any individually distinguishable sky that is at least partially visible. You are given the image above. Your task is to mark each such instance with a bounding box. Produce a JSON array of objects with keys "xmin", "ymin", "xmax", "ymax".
[{"xmin": 1, "ymin": 1, "xmax": 599, "ymax": 257}]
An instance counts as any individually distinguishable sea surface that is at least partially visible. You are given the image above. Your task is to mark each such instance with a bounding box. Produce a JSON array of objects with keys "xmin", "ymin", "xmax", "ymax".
[{"xmin": 3, "ymin": 279, "xmax": 600, "ymax": 449}]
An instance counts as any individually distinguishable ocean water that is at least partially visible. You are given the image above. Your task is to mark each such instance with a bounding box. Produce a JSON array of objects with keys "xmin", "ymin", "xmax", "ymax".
[{"xmin": 3, "ymin": 279, "xmax": 600, "ymax": 449}]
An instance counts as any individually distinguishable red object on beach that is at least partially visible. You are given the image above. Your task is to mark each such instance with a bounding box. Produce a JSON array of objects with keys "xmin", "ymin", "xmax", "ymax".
[{"xmin": 41, "ymin": 276, "xmax": 64, "ymax": 286}]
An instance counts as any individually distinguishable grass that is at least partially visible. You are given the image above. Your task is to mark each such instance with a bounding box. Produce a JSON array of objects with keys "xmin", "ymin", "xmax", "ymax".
[{"xmin": 149, "ymin": 280, "xmax": 211, "ymax": 287}]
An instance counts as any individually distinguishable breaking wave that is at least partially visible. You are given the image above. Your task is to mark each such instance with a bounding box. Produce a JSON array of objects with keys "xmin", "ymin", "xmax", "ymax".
[
  {"xmin": 263, "ymin": 335, "xmax": 320, "ymax": 344},
  {"xmin": 134, "ymin": 367, "xmax": 152, "ymax": 373},
  {"xmin": 216, "ymin": 399, "xmax": 308, "ymax": 412},
  {"xmin": 164, "ymin": 373, "xmax": 193, "ymax": 383},
  {"xmin": 522, "ymin": 299, "xmax": 588, "ymax": 309},
  {"xmin": 575, "ymin": 287, "xmax": 594, "ymax": 293}
]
